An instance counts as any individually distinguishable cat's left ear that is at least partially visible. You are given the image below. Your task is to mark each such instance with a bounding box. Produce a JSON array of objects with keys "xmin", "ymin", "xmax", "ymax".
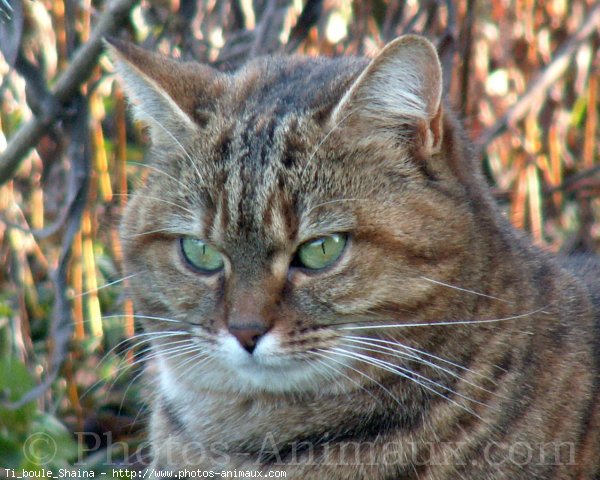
[
  {"xmin": 331, "ymin": 35, "xmax": 443, "ymax": 154},
  {"xmin": 105, "ymin": 38, "xmax": 223, "ymax": 146}
]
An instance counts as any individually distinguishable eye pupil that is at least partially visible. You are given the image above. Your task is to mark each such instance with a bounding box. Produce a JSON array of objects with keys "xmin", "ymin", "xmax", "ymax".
[
  {"xmin": 180, "ymin": 237, "xmax": 224, "ymax": 273},
  {"xmin": 295, "ymin": 233, "xmax": 347, "ymax": 271}
]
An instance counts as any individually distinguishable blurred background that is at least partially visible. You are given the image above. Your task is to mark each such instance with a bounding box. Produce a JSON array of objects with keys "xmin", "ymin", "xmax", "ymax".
[{"xmin": 0, "ymin": 0, "xmax": 599, "ymax": 473}]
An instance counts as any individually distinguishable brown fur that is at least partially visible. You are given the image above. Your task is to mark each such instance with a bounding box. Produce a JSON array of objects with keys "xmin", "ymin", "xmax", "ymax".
[{"xmin": 107, "ymin": 36, "xmax": 600, "ymax": 479}]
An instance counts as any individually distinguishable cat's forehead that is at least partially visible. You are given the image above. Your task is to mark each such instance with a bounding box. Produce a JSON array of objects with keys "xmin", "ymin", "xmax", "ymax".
[
  {"xmin": 227, "ymin": 55, "xmax": 368, "ymax": 118},
  {"xmin": 174, "ymin": 58, "xmax": 370, "ymax": 244},
  {"xmin": 197, "ymin": 113, "xmax": 348, "ymax": 251}
]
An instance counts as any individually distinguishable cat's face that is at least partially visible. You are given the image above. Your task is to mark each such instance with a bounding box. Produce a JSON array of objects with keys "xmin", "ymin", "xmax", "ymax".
[{"xmin": 111, "ymin": 37, "xmax": 490, "ymax": 396}]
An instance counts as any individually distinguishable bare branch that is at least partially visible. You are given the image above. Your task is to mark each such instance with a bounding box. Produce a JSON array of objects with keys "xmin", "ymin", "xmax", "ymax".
[
  {"xmin": 438, "ymin": 0, "xmax": 457, "ymax": 96},
  {"xmin": 285, "ymin": 0, "xmax": 323, "ymax": 52},
  {"xmin": 250, "ymin": 0, "xmax": 289, "ymax": 57},
  {"xmin": 459, "ymin": 0, "xmax": 476, "ymax": 118},
  {"xmin": 0, "ymin": 0, "xmax": 138, "ymax": 185},
  {"xmin": 545, "ymin": 164, "xmax": 600, "ymax": 195},
  {"xmin": 5, "ymin": 96, "xmax": 91, "ymax": 410},
  {"xmin": 477, "ymin": 1, "xmax": 600, "ymax": 150},
  {"xmin": 382, "ymin": 1, "xmax": 406, "ymax": 43}
]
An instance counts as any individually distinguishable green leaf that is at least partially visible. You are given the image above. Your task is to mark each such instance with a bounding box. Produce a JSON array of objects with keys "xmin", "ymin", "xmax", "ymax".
[{"xmin": 0, "ymin": 357, "xmax": 37, "ymax": 434}]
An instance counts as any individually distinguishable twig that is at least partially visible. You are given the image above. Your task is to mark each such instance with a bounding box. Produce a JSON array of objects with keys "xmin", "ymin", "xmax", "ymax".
[
  {"xmin": 438, "ymin": 0, "xmax": 457, "ymax": 96},
  {"xmin": 459, "ymin": 0, "xmax": 476, "ymax": 118},
  {"xmin": 0, "ymin": 139, "xmax": 88, "ymax": 238},
  {"xmin": 250, "ymin": 0, "xmax": 289, "ymax": 57},
  {"xmin": 5, "ymin": 96, "xmax": 91, "ymax": 410},
  {"xmin": 545, "ymin": 164, "xmax": 600, "ymax": 195},
  {"xmin": 285, "ymin": 0, "xmax": 323, "ymax": 52},
  {"xmin": 229, "ymin": 0, "xmax": 246, "ymax": 31},
  {"xmin": 0, "ymin": 0, "xmax": 13, "ymax": 23},
  {"xmin": 382, "ymin": 1, "xmax": 405, "ymax": 43},
  {"xmin": 477, "ymin": 1, "xmax": 600, "ymax": 150},
  {"xmin": 14, "ymin": 52, "xmax": 56, "ymax": 119},
  {"xmin": 0, "ymin": 0, "xmax": 138, "ymax": 185},
  {"xmin": 423, "ymin": 0, "xmax": 440, "ymax": 33},
  {"xmin": 215, "ymin": 30, "xmax": 256, "ymax": 68},
  {"xmin": 402, "ymin": 2, "xmax": 427, "ymax": 34}
]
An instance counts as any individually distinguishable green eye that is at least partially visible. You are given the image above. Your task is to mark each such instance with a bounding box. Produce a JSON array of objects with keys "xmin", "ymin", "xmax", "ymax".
[
  {"xmin": 180, "ymin": 237, "xmax": 224, "ymax": 273},
  {"xmin": 296, "ymin": 233, "xmax": 347, "ymax": 270}
]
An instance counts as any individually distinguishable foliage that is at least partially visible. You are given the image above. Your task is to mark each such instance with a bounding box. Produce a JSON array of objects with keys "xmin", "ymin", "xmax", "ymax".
[{"xmin": 0, "ymin": 0, "xmax": 598, "ymax": 472}]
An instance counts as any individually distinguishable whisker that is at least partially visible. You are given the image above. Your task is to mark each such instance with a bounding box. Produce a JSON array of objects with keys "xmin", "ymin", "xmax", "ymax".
[
  {"xmin": 143, "ymin": 340, "xmax": 197, "ymax": 360},
  {"xmin": 173, "ymin": 349, "xmax": 211, "ymax": 374},
  {"xmin": 99, "ymin": 341, "xmax": 197, "ymax": 395},
  {"xmin": 125, "ymin": 340, "xmax": 198, "ymax": 370},
  {"xmin": 346, "ymin": 335, "xmax": 497, "ymax": 383},
  {"xmin": 305, "ymin": 198, "xmax": 364, "ymax": 216},
  {"xmin": 312, "ymin": 356, "xmax": 378, "ymax": 405},
  {"xmin": 102, "ymin": 314, "xmax": 184, "ymax": 325},
  {"xmin": 340, "ymin": 341, "xmax": 502, "ymax": 401},
  {"xmin": 301, "ymin": 108, "xmax": 356, "ymax": 178},
  {"xmin": 122, "ymin": 227, "xmax": 182, "ymax": 238},
  {"xmin": 121, "ymin": 331, "xmax": 187, "ymax": 348},
  {"xmin": 334, "ymin": 346, "xmax": 485, "ymax": 406},
  {"xmin": 126, "ymin": 161, "xmax": 195, "ymax": 196},
  {"xmin": 128, "ymin": 400, "xmax": 152, "ymax": 434},
  {"xmin": 312, "ymin": 358, "xmax": 354, "ymax": 400},
  {"xmin": 80, "ymin": 332, "xmax": 187, "ymax": 399},
  {"xmin": 340, "ymin": 306, "xmax": 550, "ymax": 330},
  {"xmin": 106, "ymin": 342, "xmax": 200, "ymax": 396},
  {"xmin": 133, "ymin": 313, "xmax": 204, "ymax": 327},
  {"xmin": 171, "ymin": 349, "xmax": 213, "ymax": 385},
  {"xmin": 419, "ymin": 276, "xmax": 515, "ymax": 305},
  {"xmin": 120, "ymin": 335, "xmax": 190, "ymax": 360},
  {"xmin": 113, "ymin": 193, "xmax": 196, "ymax": 216},
  {"xmin": 96, "ymin": 330, "xmax": 186, "ymax": 370},
  {"xmin": 118, "ymin": 367, "xmax": 148, "ymax": 414},
  {"xmin": 344, "ymin": 339, "xmax": 470, "ymax": 383},
  {"xmin": 69, "ymin": 273, "xmax": 138, "ymax": 299},
  {"xmin": 329, "ymin": 347, "xmax": 482, "ymax": 419},
  {"xmin": 133, "ymin": 105, "xmax": 204, "ymax": 183},
  {"xmin": 114, "ymin": 341, "xmax": 201, "ymax": 413},
  {"xmin": 314, "ymin": 349, "xmax": 403, "ymax": 407}
]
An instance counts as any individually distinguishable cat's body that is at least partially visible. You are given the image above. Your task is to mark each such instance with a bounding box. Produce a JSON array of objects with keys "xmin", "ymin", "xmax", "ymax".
[{"xmin": 108, "ymin": 36, "xmax": 600, "ymax": 478}]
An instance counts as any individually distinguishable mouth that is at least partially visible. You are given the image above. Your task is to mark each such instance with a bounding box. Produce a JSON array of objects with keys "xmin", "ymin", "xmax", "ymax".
[{"xmin": 224, "ymin": 344, "xmax": 306, "ymax": 372}]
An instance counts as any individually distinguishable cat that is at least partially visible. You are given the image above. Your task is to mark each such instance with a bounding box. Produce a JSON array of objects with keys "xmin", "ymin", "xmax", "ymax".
[{"xmin": 106, "ymin": 35, "xmax": 600, "ymax": 479}]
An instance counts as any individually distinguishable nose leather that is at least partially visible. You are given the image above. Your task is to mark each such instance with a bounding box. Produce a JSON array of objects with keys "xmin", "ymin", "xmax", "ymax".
[
  {"xmin": 228, "ymin": 323, "xmax": 268, "ymax": 354},
  {"xmin": 226, "ymin": 277, "xmax": 282, "ymax": 354}
]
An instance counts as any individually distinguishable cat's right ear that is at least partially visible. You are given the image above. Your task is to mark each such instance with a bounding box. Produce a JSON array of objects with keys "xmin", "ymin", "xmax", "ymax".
[{"xmin": 105, "ymin": 38, "xmax": 222, "ymax": 146}]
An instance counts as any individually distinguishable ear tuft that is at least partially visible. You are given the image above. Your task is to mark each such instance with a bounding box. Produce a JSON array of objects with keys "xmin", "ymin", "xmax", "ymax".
[{"xmin": 332, "ymin": 35, "xmax": 443, "ymax": 150}]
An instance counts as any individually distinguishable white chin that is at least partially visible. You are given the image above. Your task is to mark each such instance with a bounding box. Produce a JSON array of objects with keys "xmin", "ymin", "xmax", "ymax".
[
  {"xmin": 158, "ymin": 332, "xmax": 337, "ymax": 395},
  {"xmin": 214, "ymin": 332, "xmax": 332, "ymax": 392}
]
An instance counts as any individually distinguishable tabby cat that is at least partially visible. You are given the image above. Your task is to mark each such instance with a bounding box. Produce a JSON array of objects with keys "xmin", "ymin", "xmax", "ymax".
[{"xmin": 107, "ymin": 35, "xmax": 600, "ymax": 479}]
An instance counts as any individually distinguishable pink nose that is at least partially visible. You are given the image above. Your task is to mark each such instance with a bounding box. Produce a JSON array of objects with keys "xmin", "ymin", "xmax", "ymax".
[{"xmin": 228, "ymin": 324, "xmax": 268, "ymax": 354}]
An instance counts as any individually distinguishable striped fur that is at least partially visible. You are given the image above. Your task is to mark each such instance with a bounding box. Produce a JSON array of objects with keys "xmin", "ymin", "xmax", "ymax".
[{"xmin": 109, "ymin": 36, "xmax": 600, "ymax": 479}]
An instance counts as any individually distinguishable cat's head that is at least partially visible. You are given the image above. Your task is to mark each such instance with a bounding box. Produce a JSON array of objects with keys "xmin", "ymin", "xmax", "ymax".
[{"xmin": 109, "ymin": 36, "xmax": 496, "ymax": 396}]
